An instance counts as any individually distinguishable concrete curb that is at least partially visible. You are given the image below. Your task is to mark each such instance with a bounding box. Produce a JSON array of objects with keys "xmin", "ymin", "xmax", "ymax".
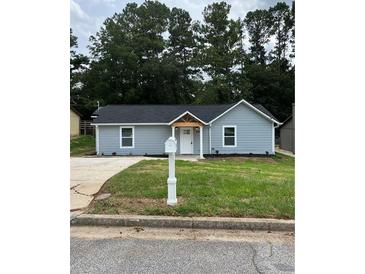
[{"xmin": 71, "ymin": 214, "xmax": 294, "ymax": 232}]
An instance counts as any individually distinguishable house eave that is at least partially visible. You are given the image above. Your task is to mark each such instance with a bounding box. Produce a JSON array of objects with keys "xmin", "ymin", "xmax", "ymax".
[{"xmin": 90, "ymin": 122, "xmax": 169, "ymax": 126}]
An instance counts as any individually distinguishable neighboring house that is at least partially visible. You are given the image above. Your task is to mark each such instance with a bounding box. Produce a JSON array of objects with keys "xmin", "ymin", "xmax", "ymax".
[
  {"xmin": 279, "ymin": 104, "xmax": 295, "ymax": 154},
  {"xmin": 91, "ymin": 99, "xmax": 282, "ymax": 158},
  {"xmin": 70, "ymin": 106, "xmax": 82, "ymax": 137}
]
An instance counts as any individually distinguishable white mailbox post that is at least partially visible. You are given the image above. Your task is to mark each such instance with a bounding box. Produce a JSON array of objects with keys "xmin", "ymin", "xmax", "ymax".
[{"xmin": 165, "ymin": 137, "xmax": 177, "ymax": 206}]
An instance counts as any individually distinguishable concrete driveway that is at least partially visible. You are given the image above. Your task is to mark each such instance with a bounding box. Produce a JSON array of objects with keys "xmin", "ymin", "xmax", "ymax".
[{"xmin": 70, "ymin": 157, "xmax": 146, "ymax": 211}]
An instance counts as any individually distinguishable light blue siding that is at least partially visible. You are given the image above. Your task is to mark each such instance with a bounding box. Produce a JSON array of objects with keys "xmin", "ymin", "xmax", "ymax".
[
  {"xmin": 98, "ymin": 125, "xmax": 210, "ymax": 156},
  {"xmin": 210, "ymin": 104, "xmax": 274, "ymax": 155},
  {"xmin": 98, "ymin": 125, "xmax": 171, "ymax": 155},
  {"xmin": 97, "ymin": 103, "xmax": 274, "ymax": 155}
]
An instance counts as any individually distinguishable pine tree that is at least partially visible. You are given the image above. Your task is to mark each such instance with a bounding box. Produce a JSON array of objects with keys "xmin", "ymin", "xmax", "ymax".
[
  {"xmin": 196, "ymin": 2, "xmax": 245, "ymax": 103},
  {"xmin": 244, "ymin": 9, "xmax": 272, "ymax": 65}
]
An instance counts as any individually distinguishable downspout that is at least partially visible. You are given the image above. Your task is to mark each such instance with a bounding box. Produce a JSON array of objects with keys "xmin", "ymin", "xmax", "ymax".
[
  {"xmin": 209, "ymin": 124, "xmax": 212, "ymax": 154},
  {"xmin": 94, "ymin": 102, "xmax": 101, "ymax": 155},
  {"xmin": 95, "ymin": 125, "xmax": 99, "ymax": 156},
  {"xmin": 273, "ymin": 122, "xmax": 281, "ymax": 154}
]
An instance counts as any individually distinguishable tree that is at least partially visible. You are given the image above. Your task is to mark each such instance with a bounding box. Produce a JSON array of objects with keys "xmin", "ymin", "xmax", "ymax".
[
  {"xmin": 290, "ymin": 1, "xmax": 295, "ymax": 59},
  {"xmin": 244, "ymin": 9, "xmax": 272, "ymax": 65},
  {"xmin": 268, "ymin": 2, "xmax": 293, "ymax": 71},
  {"xmin": 244, "ymin": 63, "xmax": 294, "ymax": 121},
  {"xmin": 195, "ymin": 2, "xmax": 246, "ymax": 103},
  {"xmin": 74, "ymin": 0, "xmax": 294, "ymax": 121},
  {"xmin": 164, "ymin": 7, "xmax": 198, "ymax": 103},
  {"xmin": 70, "ymin": 28, "xmax": 89, "ymax": 108},
  {"xmin": 70, "ymin": 28, "xmax": 77, "ymax": 50},
  {"xmin": 242, "ymin": 2, "xmax": 295, "ymax": 120},
  {"xmin": 85, "ymin": 1, "xmax": 171, "ymax": 105}
]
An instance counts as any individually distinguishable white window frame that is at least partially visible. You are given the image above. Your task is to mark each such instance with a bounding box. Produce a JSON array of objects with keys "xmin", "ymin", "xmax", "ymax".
[
  {"xmin": 120, "ymin": 126, "xmax": 135, "ymax": 148},
  {"xmin": 222, "ymin": 125, "xmax": 237, "ymax": 147}
]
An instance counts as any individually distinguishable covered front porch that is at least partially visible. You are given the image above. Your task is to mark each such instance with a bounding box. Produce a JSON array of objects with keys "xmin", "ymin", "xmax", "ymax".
[{"xmin": 169, "ymin": 112, "xmax": 207, "ymax": 159}]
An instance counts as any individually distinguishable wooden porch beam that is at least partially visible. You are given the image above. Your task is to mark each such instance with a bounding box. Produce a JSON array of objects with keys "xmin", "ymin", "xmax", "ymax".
[{"xmin": 172, "ymin": 122, "xmax": 203, "ymax": 127}]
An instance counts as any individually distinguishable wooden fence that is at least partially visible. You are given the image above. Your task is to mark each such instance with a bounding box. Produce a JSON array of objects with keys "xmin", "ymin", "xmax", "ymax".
[{"xmin": 80, "ymin": 120, "xmax": 95, "ymax": 136}]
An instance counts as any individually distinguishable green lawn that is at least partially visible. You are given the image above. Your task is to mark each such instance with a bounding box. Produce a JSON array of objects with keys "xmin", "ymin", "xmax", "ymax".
[
  {"xmin": 89, "ymin": 154, "xmax": 294, "ymax": 219},
  {"xmin": 70, "ymin": 135, "xmax": 95, "ymax": 156}
]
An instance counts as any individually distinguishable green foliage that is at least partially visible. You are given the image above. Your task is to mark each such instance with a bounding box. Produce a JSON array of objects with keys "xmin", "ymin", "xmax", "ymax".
[
  {"xmin": 244, "ymin": 9, "xmax": 272, "ymax": 65},
  {"xmin": 70, "ymin": 135, "xmax": 95, "ymax": 156},
  {"xmin": 70, "ymin": 28, "xmax": 78, "ymax": 49},
  {"xmin": 199, "ymin": 2, "xmax": 243, "ymax": 77},
  {"xmin": 290, "ymin": 1, "xmax": 295, "ymax": 58},
  {"xmin": 70, "ymin": 1, "xmax": 295, "ymax": 121},
  {"xmin": 70, "ymin": 28, "xmax": 89, "ymax": 114},
  {"xmin": 268, "ymin": 2, "xmax": 293, "ymax": 67},
  {"xmin": 245, "ymin": 63, "xmax": 294, "ymax": 121},
  {"xmin": 165, "ymin": 7, "xmax": 198, "ymax": 103},
  {"xmin": 196, "ymin": 2, "xmax": 246, "ymax": 103}
]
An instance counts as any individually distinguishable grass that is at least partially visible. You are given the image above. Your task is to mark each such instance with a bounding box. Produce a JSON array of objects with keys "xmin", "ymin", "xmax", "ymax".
[
  {"xmin": 70, "ymin": 135, "xmax": 95, "ymax": 156},
  {"xmin": 88, "ymin": 154, "xmax": 294, "ymax": 219}
]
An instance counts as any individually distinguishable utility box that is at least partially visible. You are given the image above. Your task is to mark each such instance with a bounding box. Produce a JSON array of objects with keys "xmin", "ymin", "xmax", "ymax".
[{"xmin": 165, "ymin": 137, "xmax": 177, "ymax": 153}]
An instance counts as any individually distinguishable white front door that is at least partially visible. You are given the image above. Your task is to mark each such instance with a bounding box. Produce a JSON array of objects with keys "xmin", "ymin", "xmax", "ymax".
[{"xmin": 180, "ymin": 127, "xmax": 193, "ymax": 154}]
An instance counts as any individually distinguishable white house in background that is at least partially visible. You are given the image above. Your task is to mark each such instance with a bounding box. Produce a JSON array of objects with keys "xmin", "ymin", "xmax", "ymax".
[{"xmin": 91, "ymin": 99, "xmax": 282, "ymax": 158}]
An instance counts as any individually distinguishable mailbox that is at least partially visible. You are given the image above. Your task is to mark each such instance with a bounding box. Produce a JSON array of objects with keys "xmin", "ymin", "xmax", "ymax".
[
  {"xmin": 165, "ymin": 137, "xmax": 177, "ymax": 153},
  {"xmin": 165, "ymin": 136, "xmax": 177, "ymax": 206}
]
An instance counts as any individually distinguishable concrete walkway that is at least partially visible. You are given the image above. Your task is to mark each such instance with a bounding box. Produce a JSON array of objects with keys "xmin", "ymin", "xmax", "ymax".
[
  {"xmin": 276, "ymin": 147, "xmax": 295, "ymax": 157},
  {"xmin": 176, "ymin": 155, "xmax": 203, "ymax": 161},
  {"xmin": 70, "ymin": 157, "xmax": 146, "ymax": 211}
]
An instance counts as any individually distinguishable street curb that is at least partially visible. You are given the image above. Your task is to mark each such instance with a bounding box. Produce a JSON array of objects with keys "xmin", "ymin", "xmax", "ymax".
[{"xmin": 71, "ymin": 214, "xmax": 294, "ymax": 232}]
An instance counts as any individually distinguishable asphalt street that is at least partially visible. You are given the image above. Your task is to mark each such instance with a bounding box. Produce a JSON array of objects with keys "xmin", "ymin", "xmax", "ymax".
[{"xmin": 70, "ymin": 226, "xmax": 294, "ymax": 274}]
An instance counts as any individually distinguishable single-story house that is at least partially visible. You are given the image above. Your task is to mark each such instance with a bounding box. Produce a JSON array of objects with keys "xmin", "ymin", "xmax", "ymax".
[
  {"xmin": 70, "ymin": 106, "xmax": 82, "ymax": 137},
  {"xmin": 279, "ymin": 103, "xmax": 295, "ymax": 153},
  {"xmin": 91, "ymin": 99, "xmax": 282, "ymax": 158}
]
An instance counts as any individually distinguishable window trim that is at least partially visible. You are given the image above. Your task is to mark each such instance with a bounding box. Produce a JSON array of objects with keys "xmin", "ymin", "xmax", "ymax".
[
  {"xmin": 222, "ymin": 125, "xmax": 237, "ymax": 147},
  {"xmin": 120, "ymin": 126, "xmax": 135, "ymax": 148}
]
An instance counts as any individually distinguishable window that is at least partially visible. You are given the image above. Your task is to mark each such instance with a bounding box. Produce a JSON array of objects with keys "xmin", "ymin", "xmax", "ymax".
[
  {"xmin": 120, "ymin": 127, "xmax": 134, "ymax": 148},
  {"xmin": 223, "ymin": 126, "xmax": 236, "ymax": 147}
]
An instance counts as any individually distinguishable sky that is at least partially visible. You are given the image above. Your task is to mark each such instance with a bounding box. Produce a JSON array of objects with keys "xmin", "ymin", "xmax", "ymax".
[{"xmin": 71, "ymin": 0, "xmax": 293, "ymax": 56}]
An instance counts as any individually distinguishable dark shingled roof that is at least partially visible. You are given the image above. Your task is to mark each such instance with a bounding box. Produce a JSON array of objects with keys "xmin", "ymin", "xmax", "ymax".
[
  {"xmin": 92, "ymin": 102, "xmax": 278, "ymax": 124},
  {"xmin": 278, "ymin": 115, "xmax": 292, "ymax": 128},
  {"xmin": 252, "ymin": 104, "xmax": 277, "ymax": 121}
]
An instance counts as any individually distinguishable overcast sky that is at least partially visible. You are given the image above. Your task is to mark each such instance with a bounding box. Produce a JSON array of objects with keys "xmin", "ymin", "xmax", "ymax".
[{"xmin": 71, "ymin": 0, "xmax": 292, "ymax": 56}]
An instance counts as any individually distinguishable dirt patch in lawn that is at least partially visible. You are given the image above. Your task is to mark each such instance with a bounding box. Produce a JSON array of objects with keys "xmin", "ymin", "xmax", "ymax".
[
  {"xmin": 89, "ymin": 196, "xmax": 186, "ymax": 215},
  {"xmin": 119, "ymin": 197, "xmax": 166, "ymax": 208}
]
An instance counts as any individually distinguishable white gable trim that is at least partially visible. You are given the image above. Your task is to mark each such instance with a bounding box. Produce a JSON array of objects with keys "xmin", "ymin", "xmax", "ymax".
[
  {"xmin": 209, "ymin": 99, "xmax": 282, "ymax": 125},
  {"xmin": 168, "ymin": 111, "xmax": 208, "ymax": 125}
]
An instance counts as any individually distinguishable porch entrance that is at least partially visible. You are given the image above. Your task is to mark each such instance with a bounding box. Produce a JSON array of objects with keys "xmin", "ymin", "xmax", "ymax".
[
  {"xmin": 180, "ymin": 127, "xmax": 193, "ymax": 154},
  {"xmin": 170, "ymin": 112, "xmax": 204, "ymax": 159}
]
